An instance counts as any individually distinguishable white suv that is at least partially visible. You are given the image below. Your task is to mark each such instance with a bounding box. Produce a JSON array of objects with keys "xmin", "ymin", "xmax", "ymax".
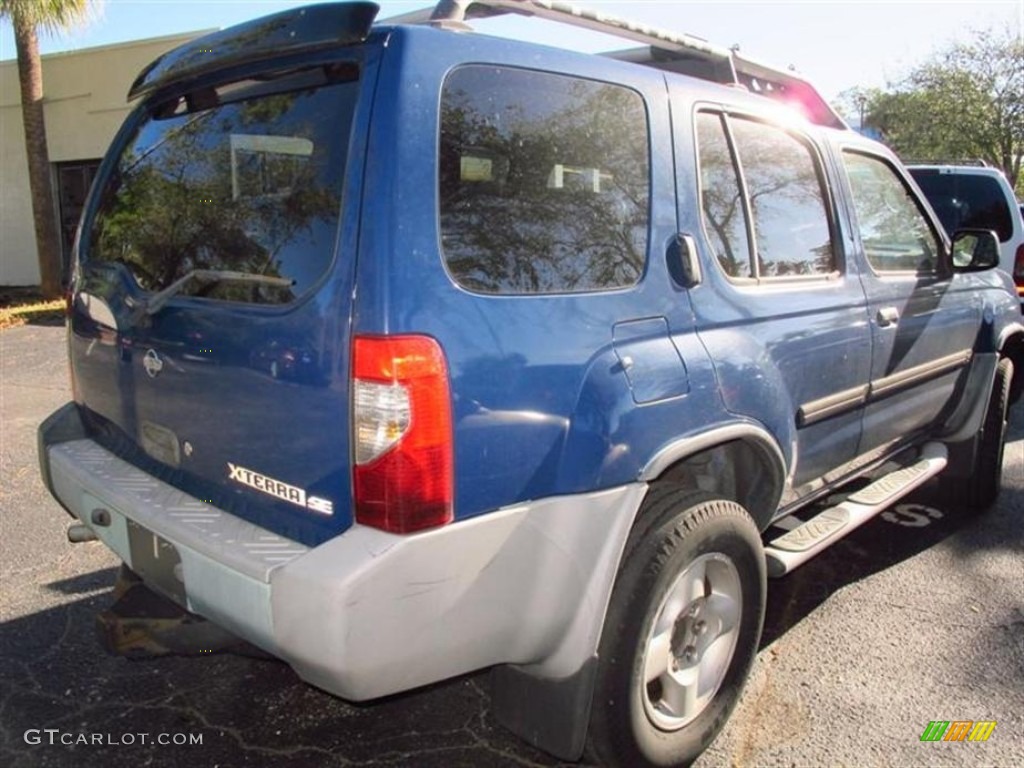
[{"xmin": 908, "ymin": 164, "xmax": 1024, "ymax": 300}]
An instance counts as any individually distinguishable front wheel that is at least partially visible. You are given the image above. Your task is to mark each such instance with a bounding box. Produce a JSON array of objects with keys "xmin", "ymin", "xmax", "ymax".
[
  {"xmin": 587, "ymin": 487, "xmax": 766, "ymax": 767},
  {"xmin": 947, "ymin": 357, "xmax": 1013, "ymax": 511}
]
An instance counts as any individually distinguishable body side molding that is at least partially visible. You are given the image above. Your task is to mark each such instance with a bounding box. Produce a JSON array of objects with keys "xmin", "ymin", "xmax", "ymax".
[
  {"xmin": 868, "ymin": 349, "xmax": 972, "ymax": 400},
  {"xmin": 796, "ymin": 349, "xmax": 973, "ymax": 429}
]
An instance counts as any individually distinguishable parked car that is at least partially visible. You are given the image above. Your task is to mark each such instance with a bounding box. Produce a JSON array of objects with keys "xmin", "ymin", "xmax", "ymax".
[
  {"xmin": 907, "ymin": 163, "xmax": 1024, "ymax": 301},
  {"xmin": 38, "ymin": 2, "xmax": 1024, "ymax": 766}
]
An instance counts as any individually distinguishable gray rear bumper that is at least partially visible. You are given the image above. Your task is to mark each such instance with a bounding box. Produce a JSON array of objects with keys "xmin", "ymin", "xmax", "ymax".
[{"xmin": 40, "ymin": 405, "xmax": 646, "ymax": 701}]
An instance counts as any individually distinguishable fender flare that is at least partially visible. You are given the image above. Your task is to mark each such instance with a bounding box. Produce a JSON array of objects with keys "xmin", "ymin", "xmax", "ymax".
[
  {"xmin": 640, "ymin": 420, "xmax": 789, "ymax": 529},
  {"xmin": 492, "ymin": 421, "xmax": 788, "ymax": 759}
]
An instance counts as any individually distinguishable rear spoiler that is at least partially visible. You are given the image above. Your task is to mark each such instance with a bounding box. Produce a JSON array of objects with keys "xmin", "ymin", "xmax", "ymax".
[{"xmin": 128, "ymin": 2, "xmax": 379, "ymax": 101}]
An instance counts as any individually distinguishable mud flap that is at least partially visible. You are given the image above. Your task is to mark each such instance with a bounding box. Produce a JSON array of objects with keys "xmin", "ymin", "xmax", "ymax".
[{"xmin": 490, "ymin": 656, "xmax": 598, "ymax": 761}]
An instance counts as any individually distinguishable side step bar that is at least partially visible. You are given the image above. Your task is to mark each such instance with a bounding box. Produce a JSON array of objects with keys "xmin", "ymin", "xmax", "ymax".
[{"xmin": 765, "ymin": 442, "xmax": 947, "ymax": 577}]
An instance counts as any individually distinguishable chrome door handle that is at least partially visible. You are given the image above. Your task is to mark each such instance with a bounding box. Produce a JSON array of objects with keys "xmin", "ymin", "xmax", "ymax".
[{"xmin": 877, "ymin": 307, "xmax": 900, "ymax": 327}]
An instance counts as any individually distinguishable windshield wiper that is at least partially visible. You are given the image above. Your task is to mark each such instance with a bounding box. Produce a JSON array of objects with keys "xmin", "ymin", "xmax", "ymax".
[{"xmin": 127, "ymin": 269, "xmax": 295, "ymax": 317}]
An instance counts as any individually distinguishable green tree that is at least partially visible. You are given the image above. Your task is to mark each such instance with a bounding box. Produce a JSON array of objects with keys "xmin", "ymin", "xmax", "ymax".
[
  {"xmin": 846, "ymin": 27, "xmax": 1023, "ymax": 194},
  {"xmin": 0, "ymin": 0, "xmax": 96, "ymax": 298}
]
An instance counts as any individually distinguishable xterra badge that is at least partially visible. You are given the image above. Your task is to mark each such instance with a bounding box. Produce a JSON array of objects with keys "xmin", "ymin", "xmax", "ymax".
[{"xmin": 227, "ymin": 463, "xmax": 334, "ymax": 516}]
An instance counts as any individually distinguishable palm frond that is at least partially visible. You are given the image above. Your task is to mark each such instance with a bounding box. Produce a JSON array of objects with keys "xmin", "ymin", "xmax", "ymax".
[{"xmin": 0, "ymin": 0, "xmax": 101, "ymax": 33}]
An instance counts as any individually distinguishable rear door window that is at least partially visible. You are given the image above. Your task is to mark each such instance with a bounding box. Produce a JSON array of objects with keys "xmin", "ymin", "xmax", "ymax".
[
  {"xmin": 89, "ymin": 69, "xmax": 358, "ymax": 305},
  {"xmin": 439, "ymin": 65, "xmax": 650, "ymax": 294},
  {"xmin": 696, "ymin": 112, "xmax": 753, "ymax": 279},
  {"xmin": 696, "ymin": 111, "xmax": 837, "ymax": 281}
]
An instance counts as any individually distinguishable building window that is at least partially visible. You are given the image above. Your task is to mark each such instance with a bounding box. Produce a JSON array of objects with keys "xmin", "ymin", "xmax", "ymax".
[{"xmin": 57, "ymin": 160, "xmax": 101, "ymax": 278}]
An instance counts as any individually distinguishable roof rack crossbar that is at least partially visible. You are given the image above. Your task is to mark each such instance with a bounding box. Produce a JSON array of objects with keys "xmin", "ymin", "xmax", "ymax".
[
  {"xmin": 388, "ymin": 0, "xmax": 738, "ymax": 80},
  {"xmin": 904, "ymin": 159, "xmax": 992, "ymax": 168},
  {"xmin": 383, "ymin": 0, "xmax": 846, "ymax": 129}
]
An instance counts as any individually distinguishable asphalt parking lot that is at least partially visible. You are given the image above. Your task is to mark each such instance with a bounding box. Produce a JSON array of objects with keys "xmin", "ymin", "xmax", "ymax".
[{"xmin": 2, "ymin": 322, "xmax": 1022, "ymax": 767}]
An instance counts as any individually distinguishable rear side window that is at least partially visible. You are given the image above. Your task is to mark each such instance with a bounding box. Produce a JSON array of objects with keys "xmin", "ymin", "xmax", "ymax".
[
  {"xmin": 89, "ymin": 70, "xmax": 358, "ymax": 305},
  {"xmin": 439, "ymin": 66, "xmax": 650, "ymax": 294},
  {"xmin": 909, "ymin": 170, "xmax": 1014, "ymax": 242},
  {"xmin": 696, "ymin": 111, "xmax": 836, "ymax": 280}
]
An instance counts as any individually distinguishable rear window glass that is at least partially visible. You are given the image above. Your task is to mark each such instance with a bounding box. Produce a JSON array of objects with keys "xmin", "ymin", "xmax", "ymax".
[
  {"xmin": 909, "ymin": 170, "xmax": 1013, "ymax": 243},
  {"xmin": 439, "ymin": 66, "xmax": 650, "ymax": 294},
  {"xmin": 89, "ymin": 72, "xmax": 357, "ymax": 305}
]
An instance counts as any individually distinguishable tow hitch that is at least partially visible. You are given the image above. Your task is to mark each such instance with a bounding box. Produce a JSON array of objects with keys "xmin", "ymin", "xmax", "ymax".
[{"xmin": 67, "ymin": 523, "xmax": 97, "ymax": 543}]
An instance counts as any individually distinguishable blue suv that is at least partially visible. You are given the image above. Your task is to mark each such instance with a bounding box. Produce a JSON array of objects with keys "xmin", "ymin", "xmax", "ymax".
[{"xmin": 38, "ymin": 2, "xmax": 1023, "ymax": 766}]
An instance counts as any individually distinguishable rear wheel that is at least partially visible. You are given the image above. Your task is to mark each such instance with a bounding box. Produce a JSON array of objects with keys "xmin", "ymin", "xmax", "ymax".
[{"xmin": 587, "ymin": 487, "xmax": 765, "ymax": 767}]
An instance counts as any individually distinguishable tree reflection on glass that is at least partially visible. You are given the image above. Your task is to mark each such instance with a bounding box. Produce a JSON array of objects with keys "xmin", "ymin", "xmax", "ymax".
[
  {"xmin": 697, "ymin": 112, "xmax": 753, "ymax": 279},
  {"xmin": 697, "ymin": 112, "xmax": 835, "ymax": 280},
  {"xmin": 439, "ymin": 67, "xmax": 649, "ymax": 295},
  {"xmin": 91, "ymin": 82, "xmax": 353, "ymax": 305},
  {"xmin": 843, "ymin": 152, "xmax": 940, "ymax": 273},
  {"xmin": 732, "ymin": 118, "xmax": 835, "ymax": 278}
]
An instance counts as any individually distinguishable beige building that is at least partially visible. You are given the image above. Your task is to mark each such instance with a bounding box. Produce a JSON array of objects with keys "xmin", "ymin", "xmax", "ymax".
[{"xmin": 1, "ymin": 32, "xmax": 208, "ymax": 286}]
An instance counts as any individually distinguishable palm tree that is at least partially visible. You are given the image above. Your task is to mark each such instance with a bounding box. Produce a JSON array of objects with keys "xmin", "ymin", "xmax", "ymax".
[{"xmin": 1, "ymin": 0, "xmax": 94, "ymax": 298}]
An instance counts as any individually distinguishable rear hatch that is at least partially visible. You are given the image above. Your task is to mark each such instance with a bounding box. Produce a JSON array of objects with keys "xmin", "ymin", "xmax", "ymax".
[{"xmin": 68, "ymin": 5, "xmax": 380, "ymax": 545}]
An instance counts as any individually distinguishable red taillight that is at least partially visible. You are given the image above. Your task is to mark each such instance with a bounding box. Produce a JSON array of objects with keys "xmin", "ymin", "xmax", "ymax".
[
  {"xmin": 351, "ymin": 335, "xmax": 453, "ymax": 533},
  {"xmin": 1015, "ymin": 244, "xmax": 1024, "ymax": 292},
  {"xmin": 65, "ymin": 288, "xmax": 80, "ymax": 401}
]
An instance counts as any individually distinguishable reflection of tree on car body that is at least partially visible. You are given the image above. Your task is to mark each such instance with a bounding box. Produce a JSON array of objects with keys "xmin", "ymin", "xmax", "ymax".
[{"xmin": 250, "ymin": 339, "xmax": 319, "ymax": 383}]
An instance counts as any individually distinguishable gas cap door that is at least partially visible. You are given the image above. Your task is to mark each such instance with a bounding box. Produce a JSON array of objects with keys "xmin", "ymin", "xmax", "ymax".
[{"xmin": 612, "ymin": 318, "xmax": 690, "ymax": 404}]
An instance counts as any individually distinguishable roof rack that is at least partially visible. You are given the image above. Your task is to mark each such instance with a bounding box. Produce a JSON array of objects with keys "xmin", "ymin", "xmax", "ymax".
[
  {"xmin": 383, "ymin": 0, "xmax": 846, "ymax": 129},
  {"xmin": 904, "ymin": 159, "xmax": 992, "ymax": 168}
]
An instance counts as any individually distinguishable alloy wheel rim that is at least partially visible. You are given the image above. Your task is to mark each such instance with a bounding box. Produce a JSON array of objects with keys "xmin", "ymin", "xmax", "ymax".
[{"xmin": 639, "ymin": 552, "xmax": 742, "ymax": 731}]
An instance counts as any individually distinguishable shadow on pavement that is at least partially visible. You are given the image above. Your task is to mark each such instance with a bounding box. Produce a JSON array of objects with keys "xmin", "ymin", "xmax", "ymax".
[
  {"xmin": 760, "ymin": 403, "xmax": 1024, "ymax": 650},
  {"xmin": 761, "ymin": 480, "xmax": 1023, "ymax": 644},
  {"xmin": 0, "ymin": 567, "xmax": 568, "ymax": 768},
  {"xmin": 42, "ymin": 568, "xmax": 119, "ymax": 596}
]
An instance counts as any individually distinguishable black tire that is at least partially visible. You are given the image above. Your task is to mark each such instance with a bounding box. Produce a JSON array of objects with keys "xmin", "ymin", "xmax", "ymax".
[
  {"xmin": 953, "ymin": 357, "xmax": 1013, "ymax": 510},
  {"xmin": 586, "ymin": 487, "xmax": 766, "ymax": 768}
]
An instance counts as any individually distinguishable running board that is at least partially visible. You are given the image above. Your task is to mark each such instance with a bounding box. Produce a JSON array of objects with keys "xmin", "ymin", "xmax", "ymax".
[{"xmin": 765, "ymin": 442, "xmax": 947, "ymax": 577}]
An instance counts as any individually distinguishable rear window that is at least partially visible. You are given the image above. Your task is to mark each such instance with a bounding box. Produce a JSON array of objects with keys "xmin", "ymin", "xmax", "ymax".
[
  {"xmin": 439, "ymin": 65, "xmax": 650, "ymax": 294},
  {"xmin": 88, "ymin": 68, "xmax": 358, "ymax": 305},
  {"xmin": 909, "ymin": 170, "xmax": 1014, "ymax": 243}
]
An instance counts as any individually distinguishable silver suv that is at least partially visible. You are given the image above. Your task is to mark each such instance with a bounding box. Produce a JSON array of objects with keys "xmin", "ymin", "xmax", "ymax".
[{"xmin": 908, "ymin": 164, "xmax": 1024, "ymax": 300}]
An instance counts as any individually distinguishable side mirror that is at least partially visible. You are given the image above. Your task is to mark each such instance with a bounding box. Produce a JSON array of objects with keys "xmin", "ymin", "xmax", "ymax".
[{"xmin": 951, "ymin": 228, "xmax": 1000, "ymax": 271}]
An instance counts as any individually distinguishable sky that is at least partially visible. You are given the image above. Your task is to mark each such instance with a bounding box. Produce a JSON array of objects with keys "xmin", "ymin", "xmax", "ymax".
[{"xmin": 0, "ymin": 0, "xmax": 1021, "ymax": 102}]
